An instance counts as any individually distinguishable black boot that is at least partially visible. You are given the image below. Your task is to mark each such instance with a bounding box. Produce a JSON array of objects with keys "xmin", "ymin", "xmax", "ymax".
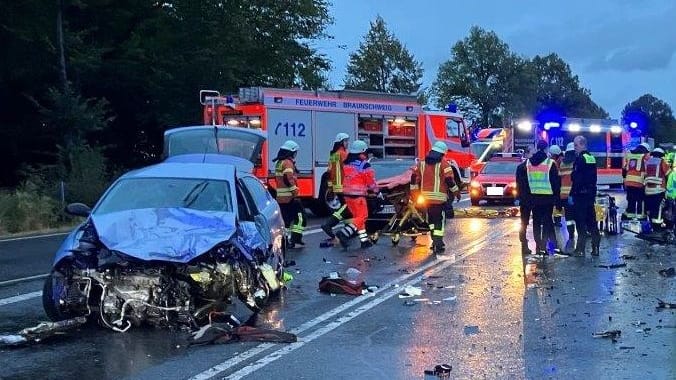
[
  {"xmin": 591, "ymin": 235, "xmax": 600, "ymax": 256},
  {"xmin": 521, "ymin": 244, "xmax": 532, "ymax": 256},
  {"xmin": 360, "ymin": 240, "xmax": 373, "ymax": 249},
  {"xmin": 574, "ymin": 236, "xmax": 586, "ymax": 256},
  {"xmin": 321, "ymin": 216, "xmax": 340, "ymax": 239},
  {"xmin": 289, "ymin": 232, "xmax": 305, "ymax": 248},
  {"xmin": 432, "ymin": 237, "xmax": 446, "ymax": 255}
]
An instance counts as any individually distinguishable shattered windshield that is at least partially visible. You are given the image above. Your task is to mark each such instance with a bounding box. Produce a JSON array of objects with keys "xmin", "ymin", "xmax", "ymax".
[{"xmin": 95, "ymin": 178, "xmax": 233, "ymax": 215}]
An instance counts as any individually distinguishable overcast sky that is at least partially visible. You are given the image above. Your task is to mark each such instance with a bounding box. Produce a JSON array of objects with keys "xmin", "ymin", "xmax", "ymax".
[{"xmin": 318, "ymin": 0, "xmax": 676, "ymax": 118}]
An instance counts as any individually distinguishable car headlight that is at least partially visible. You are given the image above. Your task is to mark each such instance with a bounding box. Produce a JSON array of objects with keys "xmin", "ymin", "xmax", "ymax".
[{"xmin": 470, "ymin": 181, "xmax": 481, "ymax": 188}]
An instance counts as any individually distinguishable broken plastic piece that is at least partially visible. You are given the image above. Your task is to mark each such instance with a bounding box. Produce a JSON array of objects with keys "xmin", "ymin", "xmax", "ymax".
[
  {"xmin": 345, "ymin": 267, "xmax": 362, "ymax": 283},
  {"xmin": 424, "ymin": 364, "xmax": 452, "ymax": 379},
  {"xmin": 398, "ymin": 286, "xmax": 423, "ymax": 298},
  {"xmin": 656, "ymin": 298, "xmax": 676, "ymax": 310},
  {"xmin": 592, "ymin": 330, "xmax": 621, "ymax": 339},
  {"xmin": 282, "ymin": 271, "xmax": 294, "ymax": 283},
  {"xmin": 597, "ymin": 263, "xmax": 627, "ymax": 269}
]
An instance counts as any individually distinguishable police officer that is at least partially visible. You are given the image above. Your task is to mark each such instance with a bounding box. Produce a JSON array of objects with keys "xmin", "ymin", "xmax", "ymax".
[
  {"xmin": 622, "ymin": 142, "xmax": 650, "ymax": 220},
  {"xmin": 410, "ymin": 141, "xmax": 460, "ymax": 255},
  {"xmin": 336, "ymin": 140, "xmax": 379, "ymax": 249},
  {"xmin": 321, "ymin": 133, "xmax": 352, "ymax": 242},
  {"xmin": 557, "ymin": 142, "xmax": 577, "ymax": 253},
  {"xmin": 644, "ymin": 147, "xmax": 670, "ymax": 232},
  {"xmin": 273, "ymin": 140, "xmax": 306, "ymax": 248},
  {"xmin": 570, "ymin": 135, "xmax": 601, "ymax": 256},
  {"xmin": 516, "ymin": 140, "xmax": 560, "ymax": 255}
]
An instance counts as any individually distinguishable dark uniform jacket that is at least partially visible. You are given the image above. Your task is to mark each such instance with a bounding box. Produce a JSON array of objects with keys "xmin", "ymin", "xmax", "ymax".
[{"xmin": 570, "ymin": 150, "xmax": 597, "ymax": 199}]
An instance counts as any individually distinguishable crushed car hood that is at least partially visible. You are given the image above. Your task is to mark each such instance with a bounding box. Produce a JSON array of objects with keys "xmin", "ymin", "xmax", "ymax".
[{"xmin": 91, "ymin": 208, "xmax": 237, "ymax": 263}]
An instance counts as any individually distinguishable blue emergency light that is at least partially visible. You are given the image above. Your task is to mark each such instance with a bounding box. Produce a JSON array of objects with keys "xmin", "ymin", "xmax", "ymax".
[{"xmin": 446, "ymin": 103, "xmax": 458, "ymax": 113}]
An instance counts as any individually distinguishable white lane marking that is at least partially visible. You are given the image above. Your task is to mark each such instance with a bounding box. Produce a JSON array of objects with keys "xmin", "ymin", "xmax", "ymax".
[
  {"xmin": 188, "ymin": 230, "xmax": 500, "ymax": 380},
  {"xmin": 0, "ymin": 274, "xmax": 49, "ymax": 286},
  {"xmin": 0, "ymin": 232, "xmax": 69, "ymax": 243},
  {"xmin": 0, "ymin": 291, "xmax": 42, "ymax": 307}
]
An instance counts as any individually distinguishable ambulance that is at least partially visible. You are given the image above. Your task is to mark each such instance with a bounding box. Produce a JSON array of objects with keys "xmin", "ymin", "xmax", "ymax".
[
  {"xmin": 198, "ymin": 87, "xmax": 473, "ymax": 215},
  {"xmin": 513, "ymin": 117, "xmax": 634, "ymax": 185}
]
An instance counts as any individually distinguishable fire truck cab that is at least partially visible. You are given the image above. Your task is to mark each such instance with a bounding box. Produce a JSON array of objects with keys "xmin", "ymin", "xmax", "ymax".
[{"xmin": 197, "ymin": 87, "xmax": 473, "ymax": 216}]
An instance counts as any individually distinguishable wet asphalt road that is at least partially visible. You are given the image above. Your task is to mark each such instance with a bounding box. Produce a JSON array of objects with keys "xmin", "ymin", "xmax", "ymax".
[{"xmin": 0, "ymin": 193, "xmax": 674, "ymax": 380}]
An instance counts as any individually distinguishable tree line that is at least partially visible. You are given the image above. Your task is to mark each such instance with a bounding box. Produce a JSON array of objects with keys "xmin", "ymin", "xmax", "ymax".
[{"xmin": 1, "ymin": 4, "xmax": 674, "ymax": 193}]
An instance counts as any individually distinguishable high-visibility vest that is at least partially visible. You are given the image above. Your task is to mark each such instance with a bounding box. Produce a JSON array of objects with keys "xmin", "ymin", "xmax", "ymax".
[
  {"xmin": 342, "ymin": 160, "xmax": 377, "ymax": 196},
  {"xmin": 328, "ymin": 147, "xmax": 347, "ymax": 193},
  {"xmin": 526, "ymin": 158, "xmax": 553, "ymax": 195},
  {"xmin": 274, "ymin": 158, "xmax": 298, "ymax": 204},
  {"xmin": 417, "ymin": 160, "xmax": 458, "ymax": 204},
  {"xmin": 666, "ymin": 172, "xmax": 676, "ymax": 200},
  {"xmin": 645, "ymin": 157, "xmax": 667, "ymax": 195},
  {"xmin": 559, "ymin": 161, "xmax": 573, "ymax": 199},
  {"xmin": 623, "ymin": 153, "xmax": 647, "ymax": 188}
]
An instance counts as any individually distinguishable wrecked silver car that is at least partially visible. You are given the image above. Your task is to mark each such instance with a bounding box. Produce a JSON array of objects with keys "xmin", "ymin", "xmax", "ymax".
[{"xmin": 44, "ymin": 135, "xmax": 285, "ymax": 331}]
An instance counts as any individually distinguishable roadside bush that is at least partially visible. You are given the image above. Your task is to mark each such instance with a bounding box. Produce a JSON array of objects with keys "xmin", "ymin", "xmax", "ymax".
[
  {"xmin": 0, "ymin": 181, "xmax": 60, "ymax": 234},
  {"xmin": 62, "ymin": 146, "xmax": 110, "ymax": 206}
]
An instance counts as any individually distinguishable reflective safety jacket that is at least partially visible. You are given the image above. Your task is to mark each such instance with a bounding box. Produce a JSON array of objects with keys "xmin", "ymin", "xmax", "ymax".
[
  {"xmin": 274, "ymin": 158, "xmax": 298, "ymax": 204},
  {"xmin": 558, "ymin": 161, "xmax": 574, "ymax": 199},
  {"xmin": 527, "ymin": 158, "xmax": 554, "ymax": 195},
  {"xmin": 412, "ymin": 159, "xmax": 459, "ymax": 204},
  {"xmin": 666, "ymin": 172, "xmax": 676, "ymax": 200},
  {"xmin": 342, "ymin": 160, "xmax": 378, "ymax": 196},
  {"xmin": 327, "ymin": 146, "xmax": 348, "ymax": 193},
  {"xmin": 644, "ymin": 157, "xmax": 670, "ymax": 195},
  {"xmin": 623, "ymin": 153, "xmax": 647, "ymax": 188}
]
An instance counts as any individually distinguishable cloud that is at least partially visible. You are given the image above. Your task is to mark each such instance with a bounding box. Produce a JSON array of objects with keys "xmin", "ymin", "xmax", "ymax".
[{"xmin": 587, "ymin": 46, "xmax": 676, "ymax": 72}]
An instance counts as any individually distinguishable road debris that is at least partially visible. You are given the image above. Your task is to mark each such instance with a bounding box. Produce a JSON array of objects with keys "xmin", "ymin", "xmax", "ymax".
[
  {"xmin": 398, "ymin": 286, "xmax": 423, "ymax": 298},
  {"xmin": 658, "ymin": 267, "xmax": 675, "ymax": 277},
  {"xmin": 592, "ymin": 330, "xmax": 621, "ymax": 342},
  {"xmin": 621, "ymin": 255, "xmax": 636, "ymax": 260},
  {"xmin": 0, "ymin": 317, "xmax": 87, "ymax": 347},
  {"xmin": 597, "ymin": 263, "xmax": 627, "ymax": 269},
  {"xmin": 424, "ymin": 364, "xmax": 452, "ymax": 379},
  {"xmin": 463, "ymin": 325, "xmax": 480, "ymax": 335},
  {"xmin": 318, "ymin": 274, "xmax": 365, "ymax": 296},
  {"xmin": 188, "ymin": 324, "xmax": 296, "ymax": 346},
  {"xmin": 656, "ymin": 298, "xmax": 676, "ymax": 310}
]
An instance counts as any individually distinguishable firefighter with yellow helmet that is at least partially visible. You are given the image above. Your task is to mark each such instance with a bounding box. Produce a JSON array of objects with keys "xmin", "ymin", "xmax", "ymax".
[
  {"xmin": 273, "ymin": 140, "xmax": 306, "ymax": 248},
  {"xmin": 321, "ymin": 133, "xmax": 352, "ymax": 243},
  {"xmin": 410, "ymin": 141, "xmax": 460, "ymax": 255}
]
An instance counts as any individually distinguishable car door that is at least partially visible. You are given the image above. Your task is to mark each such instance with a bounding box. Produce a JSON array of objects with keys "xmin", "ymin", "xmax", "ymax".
[{"xmin": 238, "ymin": 175, "xmax": 285, "ymax": 261}]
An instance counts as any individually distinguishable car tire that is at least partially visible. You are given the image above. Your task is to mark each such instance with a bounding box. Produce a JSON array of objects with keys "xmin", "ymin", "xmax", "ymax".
[{"xmin": 42, "ymin": 271, "xmax": 75, "ymax": 322}]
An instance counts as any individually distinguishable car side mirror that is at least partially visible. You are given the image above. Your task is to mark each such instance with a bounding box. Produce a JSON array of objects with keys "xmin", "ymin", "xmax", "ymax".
[
  {"xmin": 461, "ymin": 137, "xmax": 470, "ymax": 148},
  {"xmin": 65, "ymin": 203, "xmax": 91, "ymax": 217}
]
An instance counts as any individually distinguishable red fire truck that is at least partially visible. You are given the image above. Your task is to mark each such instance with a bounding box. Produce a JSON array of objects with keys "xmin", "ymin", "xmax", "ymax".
[{"xmin": 198, "ymin": 87, "xmax": 473, "ymax": 215}]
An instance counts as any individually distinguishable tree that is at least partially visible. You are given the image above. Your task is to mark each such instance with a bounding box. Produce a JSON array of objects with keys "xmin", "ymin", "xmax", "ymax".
[
  {"xmin": 434, "ymin": 26, "xmax": 526, "ymax": 126},
  {"xmin": 344, "ymin": 16, "xmax": 423, "ymax": 95},
  {"xmin": 528, "ymin": 54, "xmax": 607, "ymax": 119},
  {"xmin": 622, "ymin": 94, "xmax": 676, "ymax": 144}
]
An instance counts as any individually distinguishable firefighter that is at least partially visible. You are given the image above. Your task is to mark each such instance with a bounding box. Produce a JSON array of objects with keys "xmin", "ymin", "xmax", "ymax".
[
  {"xmin": 515, "ymin": 159, "xmax": 533, "ymax": 255},
  {"xmin": 411, "ymin": 141, "xmax": 460, "ymax": 255},
  {"xmin": 335, "ymin": 140, "xmax": 379, "ymax": 249},
  {"xmin": 570, "ymin": 135, "xmax": 601, "ymax": 256},
  {"xmin": 556, "ymin": 142, "xmax": 577, "ymax": 253},
  {"xmin": 321, "ymin": 133, "xmax": 352, "ymax": 242},
  {"xmin": 273, "ymin": 140, "xmax": 306, "ymax": 248},
  {"xmin": 517, "ymin": 140, "xmax": 561, "ymax": 255},
  {"xmin": 644, "ymin": 147, "xmax": 670, "ymax": 232},
  {"xmin": 622, "ymin": 142, "xmax": 650, "ymax": 220}
]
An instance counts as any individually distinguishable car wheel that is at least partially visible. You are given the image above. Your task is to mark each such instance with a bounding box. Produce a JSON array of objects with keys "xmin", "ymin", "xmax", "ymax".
[{"xmin": 42, "ymin": 271, "xmax": 76, "ymax": 322}]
